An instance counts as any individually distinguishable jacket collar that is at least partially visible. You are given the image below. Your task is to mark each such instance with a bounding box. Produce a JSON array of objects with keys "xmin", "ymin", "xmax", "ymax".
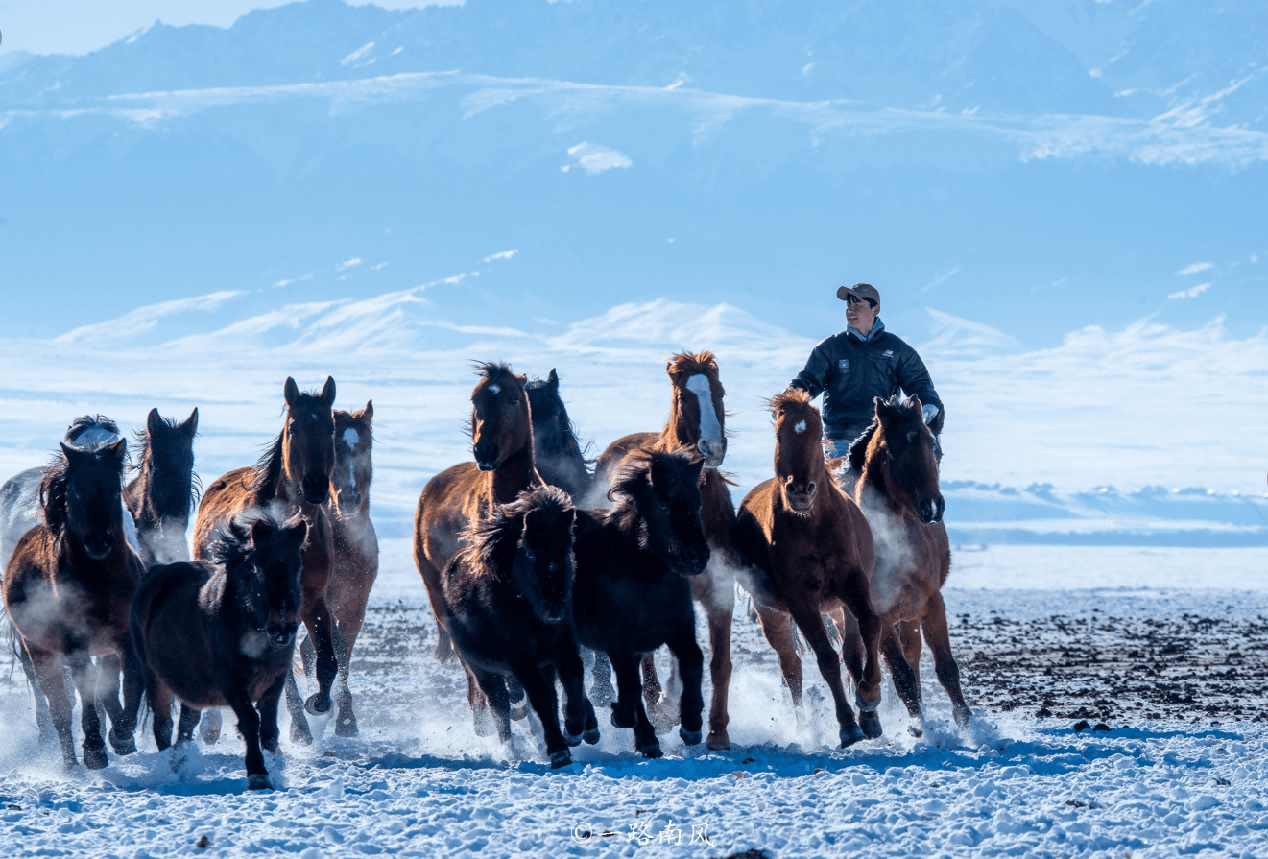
[{"xmin": 846, "ymin": 318, "xmax": 885, "ymax": 343}]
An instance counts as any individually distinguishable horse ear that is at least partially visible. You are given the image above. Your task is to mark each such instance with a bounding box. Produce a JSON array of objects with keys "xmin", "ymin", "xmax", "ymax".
[
  {"xmin": 362, "ymin": 401, "xmax": 373, "ymax": 422},
  {"xmin": 321, "ymin": 376, "xmax": 337, "ymax": 407},
  {"xmin": 182, "ymin": 407, "xmax": 199, "ymax": 436},
  {"xmin": 283, "ymin": 517, "xmax": 308, "ymax": 546},
  {"xmin": 665, "ymin": 359, "xmax": 681, "ymax": 381},
  {"xmin": 686, "ymin": 454, "xmax": 706, "ymax": 483},
  {"xmin": 60, "ymin": 441, "xmax": 86, "ymax": 466},
  {"xmin": 547, "ymin": 369, "xmax": 559, "ymax": 389},
  {"xmin": 105, "ymin": 437, "xmax": 128, "ymax": 463},
  {"xmin": 147, "ymin": 408, "xmax": 163, "ymax": 436},
  {"xmin": 284, "ymin": 377, "xmax": 300, "ymax": 407},
  {"xmin": 250, "ymin": 517, "xmax": 276, "ymax": 543},
  {"xmin": 874, "ymin": 396, "xmax": 893, "ymax": 425}
]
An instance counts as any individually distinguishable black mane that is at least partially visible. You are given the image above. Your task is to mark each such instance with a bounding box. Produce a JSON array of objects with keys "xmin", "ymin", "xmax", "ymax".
[
  {"xmin": 250, "ymin": 432, "xmax": 285, "ymax": 499},
  {"xmin": 39, "ymin": 444, "xmax": 126, "ymax": 537},
  {"xmin": 462, "ymin": 485, "xmax": 574, "ymax": 577}
]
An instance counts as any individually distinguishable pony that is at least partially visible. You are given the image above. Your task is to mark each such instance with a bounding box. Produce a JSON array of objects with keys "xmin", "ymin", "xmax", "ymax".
[
  {"xmin": 734, "ymin": 390, "xmax": 884, "ymax": 746},
  {"xmin": 591, "ymin": 351, "xmax": 737, "ymax": 750},
  {"xmin": 132, "ymin": 514, "xmax": 308, "ymax": 791},
  {"xmin": 124, "ymin": 408, "xmax": 199, "ymax": 569},
  {"xmin": 414, "ymin": 363, "xmax": 542, "ymax": 665},
  {"xmin": 287, "ymin": 401, "xmax": 378, "ymax": 741},
  {"xmin": 3, "ymin": 438, "xmax": 144, "ymax": 770},
  {"xmin": 526, "ymin": 370, "xmax": 592, "ymax": 501},
  {"xmin": 192, "ymin": 376, "xmax": 339, "ymax": 746},
  {"xmin": 443, "ymin": 485, "xmax": 597, "ymax": 768},
  {"xmin": 573, "ymin": 449, "xmax": 710, "ymax": 758},
  {"xmin": 846, "ymin": 394, "xmax": 970, "ymax": 730}
]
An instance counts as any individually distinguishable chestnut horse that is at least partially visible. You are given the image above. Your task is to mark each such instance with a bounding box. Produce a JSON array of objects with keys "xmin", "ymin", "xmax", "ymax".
[
  {"xmin": 846, "ymin": 394, "xmax": 970, "ymax": 730},
  {"xmin": 734, "ymin": 390, "xmax": 884, "ymax": 746},
  {"xmin": 591, "ymin": 351, "xmax": 736, "ymax": 751},
  {"xmin": 3, "ymin": 438, "xmax": 144, "ymax": 770},
  {"xmin": 415, "ymin": 363, "xmax": 542, "ymax": 665},
  {"xmin": 193, "ymin": 376, "xmax": 339, "ymax": 742},
  {"xmin": 124, "ymin": 407, "xmax": 200, "ymax": 569},
  {"xmin": 289, "ymin": 401, "xmax": 378, "ymax": 740}
]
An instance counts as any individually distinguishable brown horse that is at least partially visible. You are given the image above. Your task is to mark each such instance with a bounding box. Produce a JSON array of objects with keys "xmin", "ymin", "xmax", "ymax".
[
  {"xmin": 3, "ymin": 438, "xmax": 144, "ymax": 770},
  {"xmin": 193, "ymin": 376, "xmax": 340, "ymax": 735},
  {"xmin": 592, "ymin": 351, "xmax": 736, "ymax": 750},
  {"xmin": 414, "ymin": 363, "xmax": 542, "ymax": 665},
  {"xmin": 733, "ymin": 390, "xmax": 884, "ymax": 746},
  {"xmin": 847, "ymin": 394, "xmax": 970, "ymax": 730}
]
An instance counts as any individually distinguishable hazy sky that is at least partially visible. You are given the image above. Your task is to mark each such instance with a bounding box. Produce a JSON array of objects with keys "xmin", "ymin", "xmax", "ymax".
[{"xmin": 0, "ymin": 0, "xmax": 458, "ymax": 55}]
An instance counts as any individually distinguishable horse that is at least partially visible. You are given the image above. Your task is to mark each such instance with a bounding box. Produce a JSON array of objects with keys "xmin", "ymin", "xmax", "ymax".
[
  {"xmin": 414, "ymin": 363, "xmax": 542, "ymax": 665},
  {"xmin": 845, "ymin": 394, "xmax": 970, "ymax": 730},
  {"xmin": 443, "ymin": 485, "xmax": 598, "ymax": 768},
  {"xmin": 193, "ymin": 376, "xmax": 339, "ymax": 746},
  {"xmin": 288, "ymin": 401, "xmax": 377, "ymax": 741},
  {"xmin": 3, "ymin": 438, "xmax": 144, "ymax": 770},
  {"xmin": 733, "ymin": 390, "xmax": 884, "ymax": 747},
  {"xmin": 573, "ymin": 448, "xmax": 710, "ymax": 758},
  {"xmin": 124, "ymin": 408, "xmax": 200, "ymax": 569},
  {"xmin": 591, "ymin": 351, "xmax": 737, "ymax": 751},
  {"xmin": 526, "ymin": 370, "xmax": 592, "ymax": 501},
  {"xmin": 132, "ymin": 514, "xmax": 308, "ymax": 791}
]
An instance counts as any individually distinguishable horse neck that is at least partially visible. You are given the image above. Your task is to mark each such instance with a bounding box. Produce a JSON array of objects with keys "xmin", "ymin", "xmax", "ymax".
[
  {"xmin": 858, "ymin": 457, "xmax": 917, "ymax": 521},
  {"xmin": 487, "ymin": 439, "xmax": 542, "ymax": 506},
  {"xmin": 127, "ymin": 455, "xmax": 157, "ymax": 524},
  {"xmin": 657, "ymin": 394, "xmax": 691, "ymax": 450}
]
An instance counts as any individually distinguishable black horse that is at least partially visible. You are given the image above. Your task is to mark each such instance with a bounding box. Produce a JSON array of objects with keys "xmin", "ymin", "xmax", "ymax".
[
  {"xmin": 572, "ymin": 448, "xmax": 709, "ymax": 758},
  {"xmin": 526, "ymin": 370, "xmax": 592, "ymax": 501},
  {"xmin": 443, "ymin": 485, "xmax": 598, "ymax": 768},
  {"xmin": 131, "ymin": 514, "xmax": 307, "ymax": 791},
  {"xmin": 125, "ymin": 408, "xmax": 199, "ymax": 569}
]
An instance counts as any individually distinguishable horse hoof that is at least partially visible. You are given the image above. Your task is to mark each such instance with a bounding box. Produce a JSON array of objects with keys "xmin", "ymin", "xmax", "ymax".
[
  {"xmin": 335, "ymin": 717, "xmax": 359, "ymax": 738},
  {"xmin": 247, "ymin": 774, "xmax": 274, "ymax": 791},
  {"xmin": 290, "ymin": 720, "xmax": 313, "ymax": 747},
  {"xmin": 855, "ymin": 688, "xmax": 880, "ymax": 714},
  {"xmin": 954, "ymin": 706, "xmax": 972, "ymax": 729},
  {"xmin": 860, "ymin": 711, "xmax": 884, "ymax": 740},
  {"xmin": 839, "ymin": 726, "xmax": 867, "ymax": 748},
  {"xmin": 108, "ymin": 730, "xmax": 137, "ymax": 757},
  {"xmin": 583, "ymin": 727, "xmax": 601, "ymax": 746},
  {"xmin": 638, "ymin": 741, "xmax": 663, "ymax": 759},
  {"xmin": 679, "ymin": 728, "xmax": 703, "ymax": 746},
  {"xmin": 549, "ymin": 750, "xmax": 573, "ymax": 769},
  {"xmin": 908, "ymin": 724, "xmax": 924, "ymax": 739},
  {"xmin": 563, "ymin": 730, "xmax": 583, "ymax": 747},
  {"xmin": 609, "ymin": 705, "xmax": 636, "ymax": 730},
  {"xmin": 83, "ymin": 743, "xmax": 109, "ymax": 770},
  {"xmin": 706, "ymin": 731, "xmax": 730, "ymax": 751},
  {"xmin": 304, "ymin": 693, "xmax": 332, "ymax": 716}
]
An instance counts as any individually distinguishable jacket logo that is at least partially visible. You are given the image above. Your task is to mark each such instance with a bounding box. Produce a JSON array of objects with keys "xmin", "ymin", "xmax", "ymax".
[
  {"xmin": 837, "ymin": 359, "xmax": 850, "ymax": 370},
  {"xmin": 883, "ymin": 350, "xmax": 894, "ymax": 357}
]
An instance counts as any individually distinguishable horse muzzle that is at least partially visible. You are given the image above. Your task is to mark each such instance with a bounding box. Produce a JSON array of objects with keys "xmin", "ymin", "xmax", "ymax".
[
  {"xmin": 266, "ymin": 624, "xmax": 298, "ymax": 649},
  {"xmin": 473, "ymin": 441, "xmax": 500, "ymax": 471},
  {"xmin": 918, "ymin": 496, "xmax": 946, "ymax": 525},
  {"xmin": 83, "ymin": 532, "xmax": 115, "ymax": 561},
  {"xmin": 697, "ymin": 439, "xmax": 725, "ymax": 469},
  {"xmin": 301, "ymin": 475, "xmax": 330, "ymax": 505}
]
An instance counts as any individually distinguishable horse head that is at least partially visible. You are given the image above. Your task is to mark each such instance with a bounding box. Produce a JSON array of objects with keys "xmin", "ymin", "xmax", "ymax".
[
  {"xmin": 139, "ymin": 407, "xmax": 200, "ymax": 519},
  {"xmin": 610, "ymin": 448, "xmax": 709, "ymax": 576},
  {"xmin": 526, "ymin": 369, "xmax": 590, "ymax": 498},
  {"xmin": 770, "ymin": 389, "xmax": 826, "ymax": 516},
  {"xmin": 332, "ymin": 402, "xmax": 373, "ymax": 516},
  {"xmin": 666, "ymin": 351, "xmax": 727, "ymax": 469},
  {"xmin": 219, "ymin": 514, "xmax": 308, "ymax": 651},
  {"xmin": 282, "ymin": 376, "xmax": 337, "ymax": 505},
  {"xmin": 470, "ymin": 363, "xmax": 531, "ymax": 472},
  {"xmin": 48, "ymin": 438, "xmax": 129, "ymax": 561},
  {"xmin": 492, "ymin": 486, "xmax": 577, "ymax": 625},
  {"xmin": 868, "ymin": 394, "xmax": 945, "ymax": 525}
]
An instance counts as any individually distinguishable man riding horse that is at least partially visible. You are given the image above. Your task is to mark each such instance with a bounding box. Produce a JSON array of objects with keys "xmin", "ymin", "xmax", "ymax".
[{"xmin": 788, "ymin": 282, "xmax": 944, "ymax": 475}]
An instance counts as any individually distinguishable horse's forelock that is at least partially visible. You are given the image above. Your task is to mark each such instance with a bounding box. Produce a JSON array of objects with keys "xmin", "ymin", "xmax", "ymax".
[
  {"xmin": 65, "ymin": 415, "xmax": 120, "ymax": 444},
  {"xmin": 668, "ymin": 350, "xmax": 718, "ymax": 382}
]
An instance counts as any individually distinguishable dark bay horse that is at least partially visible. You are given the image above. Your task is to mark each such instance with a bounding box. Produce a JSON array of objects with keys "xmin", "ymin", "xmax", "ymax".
[
  {"xmin": 573, "ymin": 449, "xmax": 710, "ymax": 758},
  {"xmin": 734, "ymin": 390, "xmax": 884, "ymax": 746},
  {"xmin": 527, "ymin": 370, "xmax": 592, "ymax": 501},
  {"xmin": 415, "ymin": 363, "xmax": 542, "ymax": 664},
  {"xmin": 125, "ymin": 408, "xmax": 199, "ymax": 569},
  {"xmin": 193, "ymin": 376, "xmax": 339, "ymax": 740},
  {"xmin": 847, "ymin": 394, "xmax": 970, "ymax": 730},
  {"xmin": 3, "ymin": 438, "xmax": 144, "ymax": 770},
  {"xmin": 591, "ymin": 351, "xmax": 736, "ymax": 750},
  {"xmin": 443, "ymin": 485, "xmax": 598, "ymax": 768},
  {"xmin": 290, "ymin": 401, "xmax": 378, "ymax": 740},
  {"xmin": 132, "ymin": 514, "xmax": 308, "ymax": 791}
]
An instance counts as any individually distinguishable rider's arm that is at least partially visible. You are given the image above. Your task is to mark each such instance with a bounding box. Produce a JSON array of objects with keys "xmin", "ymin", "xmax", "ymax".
[
  {"xmin": 788, "ymin": 342, "xmax": 831, "ymax": 398},
  {"xmin": 896, "ymin": 345, "xmax": 942, "ymax": 417}
]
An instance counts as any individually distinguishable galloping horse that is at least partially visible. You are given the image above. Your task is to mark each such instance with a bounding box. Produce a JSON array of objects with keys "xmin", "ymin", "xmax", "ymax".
[
  {"xmin": 734, "ymin": 390, "xmax": 884, "ymax": 746},
  {"xmin": 592, "ymin": 351, "xmax": 736, "ymax": 751},
  {"xmin": 526, "ymin": 370, "xmax": 592, "ymax": 501},
  {"xmin": 415, "ymin": 363, "xmax": 542, "ymax": 664},
  {"xmin": 3, "ymin": 438, "xmax": 144, "ymax": 770},
  {"xmin": 847, "ymin": 394, "xmax": 971, "ymax": 730},
  {"xmin": 289, "ymin": 402, "xmax": 378, "ymax": 740},
  {"xmin": 125, "ymin": 408, "xmax": 199, "ymax": 569},
  {"xmin": 193, "ymin": 377, "xmax": 340, "ymax": 739}
]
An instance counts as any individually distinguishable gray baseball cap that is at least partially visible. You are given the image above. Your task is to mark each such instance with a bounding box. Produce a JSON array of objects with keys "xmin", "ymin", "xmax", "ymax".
[{"xmin": 836, "ymin": 282, "xmax": 880, "ymax": 305}]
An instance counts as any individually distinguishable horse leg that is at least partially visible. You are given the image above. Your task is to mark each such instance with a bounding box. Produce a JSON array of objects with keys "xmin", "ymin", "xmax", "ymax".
[
  {"xmin": 96, "ymin": 654, "xmax": 126, "ymax": 745},
  {"xmin": 283, "ymin": 669, "xmax": 313, "ymax": 746},
  {"xmin": 331, "ymin": 624, "xmax": 358, "ymax": 737},
  {"xmin": 836, "ymin": 607, "xmax": 864, "ymax": 685},
  {"xmin": 66, "ymin": 649, "xmax": 108, "ymax": 770},
  {"xmin": 700, "ymin": 576, "xmax": 734, "ymax": 750},
  {"xmin": 880, "ymin": 622, "xmax": 922, "ymax": 724},
  {"xmin": 223, "ymin": 685, "xmax": 271, "ymax": 791},
  {"xmin": 666, "ymin": 623, "xmax": 706, "ymax": 748},
  {"xmin": 837, "ymin": 569, "xmax": 884, "ymax": 738},
  {"xmin": 17, "ymin": 642, "xmax": 56, "ymax": 742},
  {"xmin": 177, "ymin": 704, "xmax": 202, "ymax": 746},
  {"xmin": 639, "ymin": 650, "xmax": 668, "ymax": 730},
  {"xmin": 922, "ymin": 591, "xmax": 972, "ymax": 728},
  {"xmin": 557, "ymin": 636, "xmax": 599, "ymax": 746},
  {"xmin": 754, "ymin": 604, "xmax": 803, "ymax": 707},
  {"xmin": 257, "ymin": 672, "xmax": 287, "ymax": 754},
  {"xmin": 416, "ymin": 553, "xmax": 457, "ymax": 665},
  {"xmin": 787, "ymin": 600, "xmax": 866, "ymax": 748},
  {"xmin": 610, "ymin": 652, "xmax": 660, "ymax": 758},
  {"xmin": 471, "ymin": 669, "xmax": 512, "ymax": 746},
  {"xmin": 898, "ymin": 619, "xmax": 923, "ymax": 687},
  {"xmin": 28, "ymin": 643, "xmax": 79, "ymax": 769},
  {"xmin": 510, "ymin": 658, "xmax": 571, "ymax": 768},
  {"xmin": 105, "ymin": 638, "xmax": 143, "ymax": 755},
  {"xmin": 148, "ymin": 677, "xmax": 175, "ymax": 752},
  {"xmin": 465, "ymin": 665, "xmax": 496, "ymax": 737},
  {"xmin": 299, "ymin": 590, "xmax": 337, "ymax": 716}
]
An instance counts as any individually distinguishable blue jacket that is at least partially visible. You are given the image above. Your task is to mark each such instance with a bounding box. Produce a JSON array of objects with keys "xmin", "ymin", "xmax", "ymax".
[{"xmin": 789, "ymin": 320, "xmax": 942, "ymax": 443}]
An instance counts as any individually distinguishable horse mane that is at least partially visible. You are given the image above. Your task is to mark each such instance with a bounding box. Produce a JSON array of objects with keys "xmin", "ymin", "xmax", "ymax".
[
  {"xmin": 526, "ymin": 376, "xmax": 592, "ymax": 464},
  {"xmin": 250, "ymin": 432, "xmax": 285, "ymax": 499},
  {"xmin": 460, "ymin": 485, "xmax": 574, "ymax": 578},
  {"xmin": 847, "ymin": 421, "xmax": 878, "ymax": 474},
  {"xmin": 607, "ymin": 447, "xmax": 700, "ymax": 508},
  {"xmin": 667, "ymin": 350, "xmax": 719, "ymax": 379},
  {"xmin": 473, "ymin": 361, "xmax": 520, "ymax": 386},
  {"xmin": 39, "ymin": 444, "xmax": 126, "ymax": 537},
  {"xmin": 65, "ymin": 415, "xmax": 120, "ymax": 447},
  {"xmin": 131, "ymin": 415, "xmax": 203, "ymax": 510},
  {"xmin": 769, "ymin": 388, "xmax": 812, "ymax": 413}
]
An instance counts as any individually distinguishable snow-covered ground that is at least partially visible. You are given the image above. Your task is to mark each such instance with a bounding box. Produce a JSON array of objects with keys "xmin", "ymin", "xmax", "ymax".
[{"xmin": 2, "ymin": 546, "xmax": 1267, "ymax": 858}]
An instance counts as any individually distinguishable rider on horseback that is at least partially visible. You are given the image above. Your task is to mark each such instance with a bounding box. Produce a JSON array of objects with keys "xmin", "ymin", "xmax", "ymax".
[{"xmin": 788, "ymin": 282, "xmax": 943, "ymax": 461}]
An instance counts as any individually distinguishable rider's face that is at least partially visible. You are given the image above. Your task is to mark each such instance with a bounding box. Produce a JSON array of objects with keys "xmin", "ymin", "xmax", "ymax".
[{"xmin": 846, "ymin": 295, "xmax": 879, "ymax": 335}]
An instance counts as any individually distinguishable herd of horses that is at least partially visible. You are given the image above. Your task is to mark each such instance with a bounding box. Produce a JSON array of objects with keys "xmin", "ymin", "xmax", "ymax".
[{"xmin": 0, "ymin": 351, "xmax": 969, "ymax": 790}]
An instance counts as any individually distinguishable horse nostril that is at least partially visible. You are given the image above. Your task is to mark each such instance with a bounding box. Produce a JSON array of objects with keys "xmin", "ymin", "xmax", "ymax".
[{"xmin": 806, "ymin": 482, "xmax": 816, "ymax": 496}]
